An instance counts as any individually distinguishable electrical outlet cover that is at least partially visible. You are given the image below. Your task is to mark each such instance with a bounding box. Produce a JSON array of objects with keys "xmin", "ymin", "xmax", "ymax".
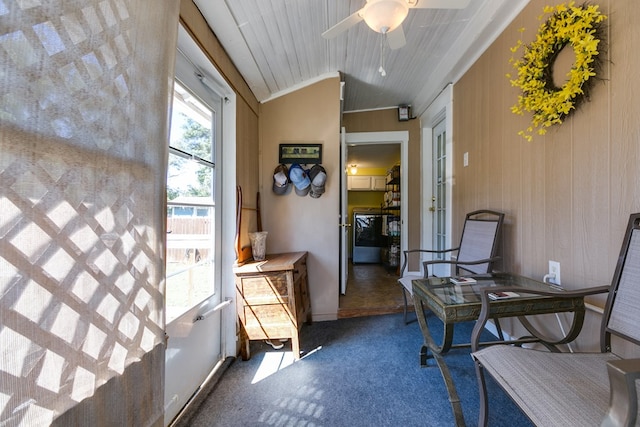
[{"xmin": 548, "ymin": 260, "xmax": 561, "ymax": 286}]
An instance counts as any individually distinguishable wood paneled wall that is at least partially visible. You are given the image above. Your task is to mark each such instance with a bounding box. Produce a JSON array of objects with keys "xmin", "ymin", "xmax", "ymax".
[
  {"xmin": 179, "ymin": 1, "xmax": 258, "ymax": 115},
  {"xmin": 454, "ymin": 0, "xmax": 640, "ymax": 352},
  {"xmin": 180, "ymin": 0, "xmax": 260, "ymax": 249}
]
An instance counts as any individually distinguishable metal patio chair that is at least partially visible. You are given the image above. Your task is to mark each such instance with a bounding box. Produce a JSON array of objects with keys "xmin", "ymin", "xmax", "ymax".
[
  {"xmin": 471, "ymin": 213, "xmax": 640, "ymax": 427},
  {"xmin": 398, "ymin": 210, "xmax": 505, "ymax": 324}
]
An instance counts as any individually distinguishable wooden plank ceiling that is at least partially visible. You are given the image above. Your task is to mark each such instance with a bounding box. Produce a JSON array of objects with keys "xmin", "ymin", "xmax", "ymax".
[{"xmin": 193, "ymin": 0, "xmax": 528, "ymax": 116}]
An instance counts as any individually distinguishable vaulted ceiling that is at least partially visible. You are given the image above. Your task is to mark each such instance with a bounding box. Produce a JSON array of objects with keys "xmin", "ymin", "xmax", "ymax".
[{"xmin": 192, "ymin": 0, "xmax": 528, "ymax": 116}]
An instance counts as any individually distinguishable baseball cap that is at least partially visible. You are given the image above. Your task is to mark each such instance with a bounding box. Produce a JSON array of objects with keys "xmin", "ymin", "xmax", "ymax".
[
  {"xmin": 272, "ymin": 164, "xmax": 290, "ymax": 195},
  {"xmin": 289, "ymin": 163, "xmax": 310, "ymax": 196},
  {"xmin": 309, "ymin": 164, "xmax": 327, "ymax": 198}
]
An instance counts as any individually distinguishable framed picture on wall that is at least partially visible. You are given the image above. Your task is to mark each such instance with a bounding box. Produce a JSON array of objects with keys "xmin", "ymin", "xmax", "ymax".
[{"xmin": 279, "ymin": 143, "xmax": 323, "ymax": 164}]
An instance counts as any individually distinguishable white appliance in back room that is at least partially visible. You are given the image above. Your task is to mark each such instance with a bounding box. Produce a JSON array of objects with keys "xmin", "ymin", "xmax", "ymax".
[{"xmin": 352, "ymin": 208, "xmax": 383, "ymax": 264}]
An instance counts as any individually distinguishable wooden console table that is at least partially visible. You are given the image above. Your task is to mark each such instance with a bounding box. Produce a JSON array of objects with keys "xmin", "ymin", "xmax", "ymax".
[{"xmin": 233, "ymin": 251, "xmax": 311, "ymax": 360}]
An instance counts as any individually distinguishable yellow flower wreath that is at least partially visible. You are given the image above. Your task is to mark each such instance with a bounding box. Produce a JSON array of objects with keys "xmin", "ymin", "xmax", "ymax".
[{"xmin": 508, "ymin": 2, "xmax": 606, "ymax": 141}]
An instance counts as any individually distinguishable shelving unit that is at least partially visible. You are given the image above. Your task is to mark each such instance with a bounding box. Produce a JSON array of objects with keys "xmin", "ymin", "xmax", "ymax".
[{"xmin": 381, "ymin": 165, "xmax": 400, "ymax": 271}]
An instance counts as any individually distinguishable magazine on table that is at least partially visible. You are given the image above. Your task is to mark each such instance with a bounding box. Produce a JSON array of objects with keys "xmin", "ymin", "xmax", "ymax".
[
  {"xmin": 450, "ymin": 276, "xmax": 477, "ymax": 285},
  {"xmin": 487, "ymin": 291, "xmax": 519, "ymax": 300}
]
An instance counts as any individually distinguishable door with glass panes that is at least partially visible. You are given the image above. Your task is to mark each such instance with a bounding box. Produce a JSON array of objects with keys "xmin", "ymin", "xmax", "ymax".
[
  {"xmin": 163, "ymin": 35, "xmax": 225, "ymax": 423},
  {"xmin": 431, "ymin": 119, "xmax": 449, "ymax": 277}
]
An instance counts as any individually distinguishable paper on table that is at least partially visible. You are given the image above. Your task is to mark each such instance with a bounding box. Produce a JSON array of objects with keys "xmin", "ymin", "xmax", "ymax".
[
  {"xmin": 488, "ymin": 291, "xmax": 519, "ymax": 300},
  {"xmin": 450, "ymin": 276, "xmax": 477, "ymax": 285}
]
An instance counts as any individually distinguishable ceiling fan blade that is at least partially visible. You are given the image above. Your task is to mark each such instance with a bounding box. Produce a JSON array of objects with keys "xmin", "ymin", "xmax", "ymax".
[
  {"xmin": 387, "ymin": 25, "xmax": 406, "ymax": 50},
  {"xmin": 407, "ymin": 0, "xmax": 471, "ymax": 9},
  {"xmin": 322, "ymin": 10, "xmax": 364, "ymax": 39}
]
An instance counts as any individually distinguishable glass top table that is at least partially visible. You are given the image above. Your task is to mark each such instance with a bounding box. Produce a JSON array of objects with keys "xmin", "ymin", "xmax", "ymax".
[{"xmin": 411, "ymin": 272, "xmax": 587, "ymax": 426}]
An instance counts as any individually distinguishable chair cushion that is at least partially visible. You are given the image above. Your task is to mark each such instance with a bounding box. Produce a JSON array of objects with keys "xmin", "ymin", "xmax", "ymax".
[
  {"xmin": 473, "ymin": 345, "xmax": 619, "ymax": 426},
  {"xmin": 397, "ymin": 274, "xmax": 422, "ymax": 296}
]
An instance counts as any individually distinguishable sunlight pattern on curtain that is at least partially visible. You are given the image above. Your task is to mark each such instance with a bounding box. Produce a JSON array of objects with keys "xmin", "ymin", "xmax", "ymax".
[{"xmin": 0, "ymin": 0, "xmax": 178, "ymax": 425}]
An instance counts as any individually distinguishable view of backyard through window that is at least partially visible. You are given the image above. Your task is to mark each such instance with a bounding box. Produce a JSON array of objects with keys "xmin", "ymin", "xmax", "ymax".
[{"xmin": 166, "ymin": 82, "xmax": 216, "ymax": 322}]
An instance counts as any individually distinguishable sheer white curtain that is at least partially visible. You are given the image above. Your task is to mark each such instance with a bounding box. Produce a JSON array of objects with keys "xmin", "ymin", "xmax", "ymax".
[{"xmin": 0, "ymin": 1, "xmax": 179, "ymax": 425}]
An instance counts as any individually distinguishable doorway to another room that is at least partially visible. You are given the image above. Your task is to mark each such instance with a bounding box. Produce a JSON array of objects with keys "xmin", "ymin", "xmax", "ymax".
[
  {"xmin": 338, "ymin": 140, "xmax": 406, "ymax": 318},
  {"xmin": 338, "ymin": 263, "xmax": 406, "ymax": 318},
  {"xmin": 421, "ymin": 84, "xmax": 454, "ymax": 279}
]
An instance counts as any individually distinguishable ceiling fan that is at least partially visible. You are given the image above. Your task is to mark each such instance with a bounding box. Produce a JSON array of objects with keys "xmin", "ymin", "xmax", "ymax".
[{"xmin": 322, "ymin": 0, "xmax": 471, "ymax": 50}]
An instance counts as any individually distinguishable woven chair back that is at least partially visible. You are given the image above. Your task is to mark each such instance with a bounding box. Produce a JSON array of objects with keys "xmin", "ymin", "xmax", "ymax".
[
  {"xmin": 605, "ymin": 215, "xmax": 640, "ymax": 347},
  {"xmin": 456, "ymin": 213, "xmax": 502, "ymax": 274}
]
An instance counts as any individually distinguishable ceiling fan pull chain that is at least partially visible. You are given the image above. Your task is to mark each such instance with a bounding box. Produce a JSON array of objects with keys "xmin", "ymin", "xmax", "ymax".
[{"xmin": 379, "ymin": 31, "xmax": 387, "ymax": 76}]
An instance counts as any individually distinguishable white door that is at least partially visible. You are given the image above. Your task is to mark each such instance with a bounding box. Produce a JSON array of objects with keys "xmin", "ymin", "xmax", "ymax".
[
  {"xmin": 164, "ymin": 30, "xmax": 227, "ymax": 424},
  {"xmin": 431, "ymin": 119, "xmax": 449, "ymax": 277},
  {"xmin": 340, "ymin": 127, "xmax": 349, "ymax": 294}
]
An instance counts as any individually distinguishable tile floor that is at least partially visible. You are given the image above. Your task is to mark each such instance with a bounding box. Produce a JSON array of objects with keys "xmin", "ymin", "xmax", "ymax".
[{"xmin": 338, "ymin": 261, "xmax": 412, "ymax": 318}]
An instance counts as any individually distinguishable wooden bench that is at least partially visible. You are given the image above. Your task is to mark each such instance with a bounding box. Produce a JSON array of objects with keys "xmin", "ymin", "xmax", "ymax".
[{"xmin": 471, "ymin": 213, "xmax": 640, "ymax": 427}]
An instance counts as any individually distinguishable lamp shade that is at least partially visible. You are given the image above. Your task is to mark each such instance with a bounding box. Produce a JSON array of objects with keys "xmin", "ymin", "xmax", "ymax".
[{"xmin": 362, "ymin": 0, "xmax": 409, "ymax": 33}]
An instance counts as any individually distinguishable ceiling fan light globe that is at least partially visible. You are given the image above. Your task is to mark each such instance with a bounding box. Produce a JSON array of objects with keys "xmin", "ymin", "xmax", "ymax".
[{"xmin": 362, "ymin": 0, "xmax": 409, "ymax": 33}]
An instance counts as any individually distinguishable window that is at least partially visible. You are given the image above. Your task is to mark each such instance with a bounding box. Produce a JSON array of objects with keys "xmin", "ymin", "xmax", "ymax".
[{"xmin": 165, "ymin": 81, "xmax": 216, "ymax": 323}]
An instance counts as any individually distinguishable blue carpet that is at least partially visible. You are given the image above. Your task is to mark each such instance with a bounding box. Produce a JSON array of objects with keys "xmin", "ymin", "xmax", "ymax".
[{"xmin": 187, "ymin": 313, "xmax": 532, "ymax": 426}]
